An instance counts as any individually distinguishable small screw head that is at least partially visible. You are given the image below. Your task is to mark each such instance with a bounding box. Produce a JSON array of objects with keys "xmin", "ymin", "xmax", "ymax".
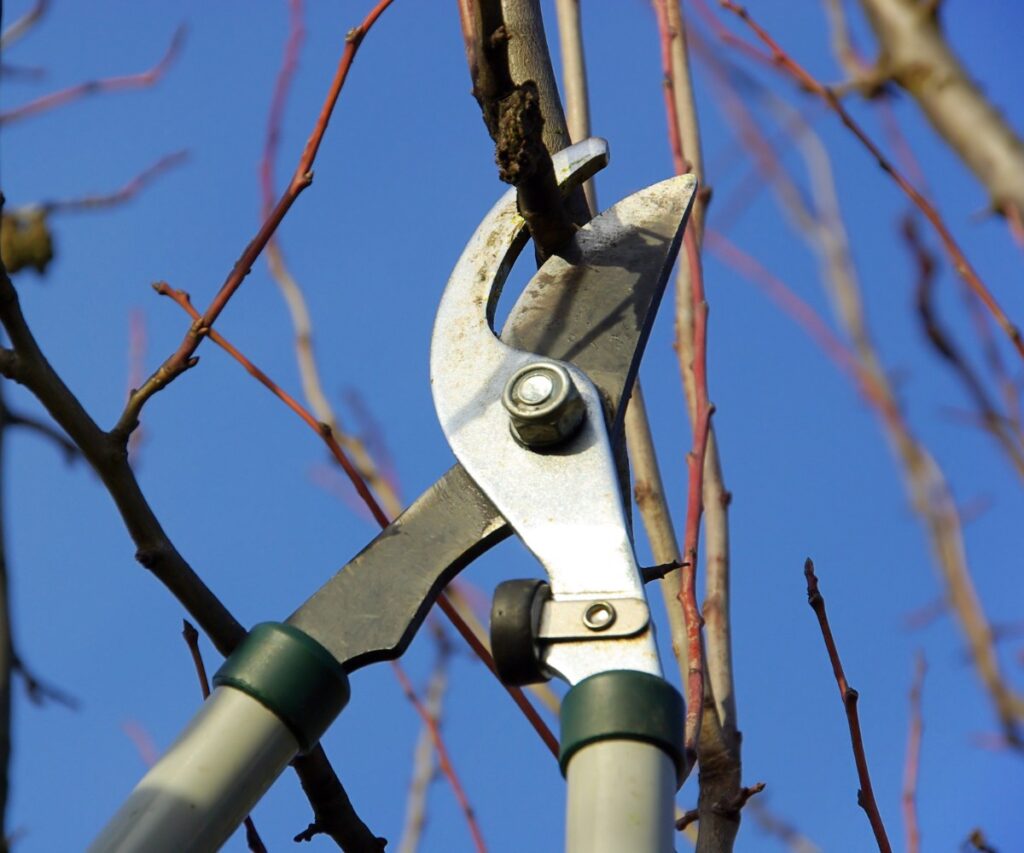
[
  {"xmin": 502, "ymin": 362, "xmax": 586, "ymax": 448},
  {"xmin": 582, "ymin": 601, "xmax": 617, "ymax": 632}
]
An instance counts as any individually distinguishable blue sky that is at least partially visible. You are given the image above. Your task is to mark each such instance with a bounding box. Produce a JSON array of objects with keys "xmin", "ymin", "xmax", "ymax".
[{"xmin": 2, "ymin": 1, "xmax": 1023, "ymax": 850}]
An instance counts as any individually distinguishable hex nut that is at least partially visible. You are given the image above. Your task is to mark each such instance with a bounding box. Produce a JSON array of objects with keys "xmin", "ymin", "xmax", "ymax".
[{"xmin": 502, "ymin": 362, "xmax": 586, "ymax": 448}]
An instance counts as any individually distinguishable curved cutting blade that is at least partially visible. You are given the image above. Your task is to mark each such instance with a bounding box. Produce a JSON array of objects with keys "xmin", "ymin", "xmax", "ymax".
[{"xmin": 291, "ymin": 141, "xmax": 696, "ymax": 674}]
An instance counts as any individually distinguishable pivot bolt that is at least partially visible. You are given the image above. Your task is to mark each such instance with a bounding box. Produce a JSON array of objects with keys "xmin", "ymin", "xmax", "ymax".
[
  {"xmin": 582, "ymin": 602, "xmax": 617, "ymax": 632},
  {"xmin": 502, "ymin": 362, "xmax": 586, "ymax": 448}
]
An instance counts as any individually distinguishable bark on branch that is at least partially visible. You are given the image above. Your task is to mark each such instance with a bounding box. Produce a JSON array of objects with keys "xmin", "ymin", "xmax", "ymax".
[
  {"xmin": 855, "ymin": 0, "xmax": 1024, "ymax": 221},
  {"xmin": 460, "ymin": 0, "xmax": 585, "ymax": 258}
]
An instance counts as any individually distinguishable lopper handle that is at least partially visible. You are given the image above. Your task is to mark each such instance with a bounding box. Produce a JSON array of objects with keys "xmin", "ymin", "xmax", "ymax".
[
  {"xmin": 90, "ymin": 623, "xmax": 350, "ymax": 852},
  {"xmin": 88, "ymin": 684, "xmax": 301, "ymax": 852},
  {"xmin": 559, "ymin": 670, "xmax": 685, "ymax": 853}
]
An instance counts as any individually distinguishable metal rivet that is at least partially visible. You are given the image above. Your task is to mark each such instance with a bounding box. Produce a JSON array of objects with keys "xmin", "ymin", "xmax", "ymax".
[{"xmin": 582, "ymin": 602, "xmax": 616, "ymax": 632}]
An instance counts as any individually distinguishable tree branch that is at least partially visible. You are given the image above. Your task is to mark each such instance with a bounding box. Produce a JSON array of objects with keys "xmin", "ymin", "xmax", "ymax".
[
  {"xmin": 0, "ymin": 262, "xmax": 382, "ymax": 850},
  {"xmin": 115, "ymin": 0, "xmax": 396, "ymax": 435},
  {"xmin": 804, "ymin": 559, "xmax": 892, "ymax": 853},
  {"xmin": 855, "ymin": 0, "xmax": 1024, "ymax": 223}
]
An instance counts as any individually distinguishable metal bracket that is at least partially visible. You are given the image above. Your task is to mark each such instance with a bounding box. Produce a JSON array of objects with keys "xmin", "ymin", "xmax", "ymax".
[{"xmin": 537, "ymin": 597, "xmax": 650, "ymax": 641}]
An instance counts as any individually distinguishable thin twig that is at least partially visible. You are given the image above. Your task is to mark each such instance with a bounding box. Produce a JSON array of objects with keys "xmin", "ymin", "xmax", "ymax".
[
  {"xmin": 0, "ymin": 25, "xmax": 184, "ymax": 125},
  {"xmin": 4, "ymin": 408, "xmax": 77, "ymax": 461},
  {"xmin": 181, "ymin": 620, "xmax": 266, "ymax": 853},
  {"xmin": 115, "ymin": 1, "xmax": 396, "ymax": 436},
  {"xmin": 716, "ymin": 0, "xmax": 1024, "ymax": 363},
  {"xmin": 392, "ymin": 660, "xmax": 486, "ymax": 853},
  {"xmin": 804, "ymin": 558, "xmax": 892, "ymax": 853},
  {"xmin": 902, "ymin": 651, "xmax": 926, "ymax": 853}
]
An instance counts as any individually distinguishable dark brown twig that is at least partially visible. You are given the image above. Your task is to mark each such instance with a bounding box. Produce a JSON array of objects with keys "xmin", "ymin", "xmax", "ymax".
[
  {"xmin": 905, "ymin": 215, "xmax": 1024, "ymax": 478},
  {"xmin": 0, "ymin": 261, "xmax": 380, "ymax": 850},
  {"xmin": 804, "ymin": 558, "xmax": 892, "ymax": 853},
  {"xmin": 181, "ymin": 621, "xmax": 266, "ymax": 853},
  {"xmin": 4, "ymin": 408, "xmax": 77, "ymax": 461}
]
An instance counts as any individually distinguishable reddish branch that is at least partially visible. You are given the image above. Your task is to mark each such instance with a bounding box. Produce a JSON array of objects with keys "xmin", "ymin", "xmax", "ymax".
[
  {"xmin": 115, "ymin": 0, "xmax": 396, "ymax": 438},
  {"xmin": 803, "ymin": 559, "xmax": 892, "ymax": 853},
  {"xmin": 901, "ymin": 652, "xmax": 925, "ymax": 853},
  {"xmin": 392, "ymin": 662, "xmax": 487, "ymax": 852},
  {"xmin": 158, "ymin": 285, "xmax": 560, "ymax": 758},
  {"xmin": 652, "ymin": 0, "xmax": 712, "ymax": 771},
  {"xmin": 181, "ymin": 620, "xmax": 266, "ymax": 853},
  {"xmin": 0, "ymin": 25, "xmax": 185, "ymax": 125},
  {"xmin": 716, "ymin": 0, "xmax": 1024, "ymax": 363}
]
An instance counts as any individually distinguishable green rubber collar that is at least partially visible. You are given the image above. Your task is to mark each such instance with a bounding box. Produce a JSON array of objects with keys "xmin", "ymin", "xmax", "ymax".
[
  {"xmin": 213, "ymin": 622, "xmax": 350, "ymax": 753},
  {"xmin": 560, "ymin": 670, "xmax": 685, "ymax": 785}
]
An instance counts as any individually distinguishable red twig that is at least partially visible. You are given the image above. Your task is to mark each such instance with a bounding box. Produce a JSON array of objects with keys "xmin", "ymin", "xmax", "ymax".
[
  {"xmin": 0, "ymin": 25, "xmax": 185, "ymax": 125},
  {"xmin": 716, "ymin": 0, "xmax": 1024, "ymax": 363},
  {"xmin": 157, "ymin": 285, "xmax": 560, "ymax": 757},
  {"xmin": 803, "ymin": 558, "xmax": 892, "ymax": 853},
  {"xmin": 392, "ymin": 661, "xmax": 487, "ymax": 852},
  {"xmin": 181, "ymin": 620, "xmax": 266, "ymax": 852},
  {"xmin": 116, "ymin": 0, "xmax": 396, "ymax": 435},
  {"xmin": 652, "ymin": 0, "xmax": 711, "ymax": 770},
  {"xmin": 902, "ymin": 652, "xmax": 926, "ymax": 853}
]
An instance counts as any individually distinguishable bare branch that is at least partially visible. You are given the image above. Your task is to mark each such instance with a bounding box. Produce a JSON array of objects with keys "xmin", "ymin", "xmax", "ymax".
[
  {"xmin": 856, "ymin": 0, "xmax": 1024, "ymax": 223},
  {"xmin": 0, "ymin": 259, "xmax": 381, "ymax": 850},
  {"xmin": 4, "ymin": 409, "xmax": 77, "ymax": 461},
  {"xmin": 716, "ymin": 0, "xmax": 1024, "ymax": 363},
  {"xmin": 804, "ymin": 558, "xmax": 892, "ymax": 853},
  {"xmin": 115, "ymin": 1, "xmax": 396, "ymax": 435},
  {"xmin": 0, "ymin": 25, "xmax": 184, "ymax": 125},
  {"xmin": 458, "ymin": 0, "xmax": 577, "ymax": 258}
]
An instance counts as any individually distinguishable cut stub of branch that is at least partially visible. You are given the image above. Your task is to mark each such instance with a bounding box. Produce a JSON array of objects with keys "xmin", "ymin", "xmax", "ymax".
[{"xmin": 460, "ymin": 0, "xmax": 577, "ymax": 257}]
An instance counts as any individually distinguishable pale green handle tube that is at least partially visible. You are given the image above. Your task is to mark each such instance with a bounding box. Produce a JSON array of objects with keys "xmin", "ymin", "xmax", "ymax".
[{"xmin": 89, "ymin": 685, "xmax": 300, "ymax": 853}]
